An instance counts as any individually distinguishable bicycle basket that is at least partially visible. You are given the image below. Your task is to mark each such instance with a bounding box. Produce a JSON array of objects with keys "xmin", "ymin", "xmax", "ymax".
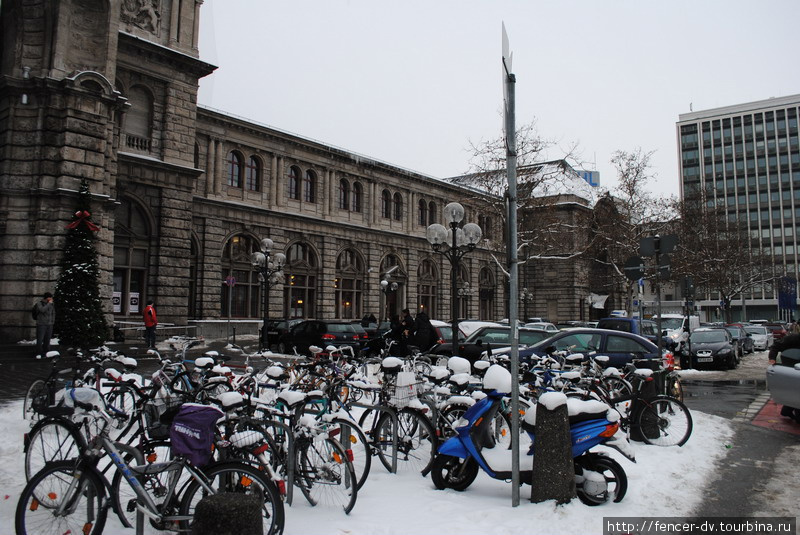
[
  {"xmin": 170, "ymin": 403, "xmax": 223, "ymax": 467},
  {"xmin": 143, "ymin": 394, "xmax": 183, "ymax": 440},
  {"xmin": 388, "ymin": 371, "xmax": 422, "ymax": 408}
]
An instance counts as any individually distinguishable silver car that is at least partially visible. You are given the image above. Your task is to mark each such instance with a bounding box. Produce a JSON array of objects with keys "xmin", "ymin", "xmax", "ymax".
[
  {"xmin": 744, "ymin": 325, "xmax": 773, "ymax": 351},
  {"xmin": 766, "ymin": 348, "xmax": 800, "ymax": 408}
]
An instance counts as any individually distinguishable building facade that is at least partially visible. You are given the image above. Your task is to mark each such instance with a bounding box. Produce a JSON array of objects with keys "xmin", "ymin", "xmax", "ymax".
[
  {"xmin": 676, "ymin": 95, "xmax": 800, "ymax": 321},
  {"xmin": 0, "ymin": 0, "xmax": 511, "ymax": 342}
]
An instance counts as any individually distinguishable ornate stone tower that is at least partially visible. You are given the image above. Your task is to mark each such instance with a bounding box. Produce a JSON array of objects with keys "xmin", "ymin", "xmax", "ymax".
[{"xmin": 0, "ymin": 0, "xmax": 215, "ymax": 342}]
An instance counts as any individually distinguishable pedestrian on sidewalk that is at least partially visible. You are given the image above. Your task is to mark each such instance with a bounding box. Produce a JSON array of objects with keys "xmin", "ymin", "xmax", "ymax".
[
  {"xmin": 143, "ymin": 300, "xmax": 158, "ymax": 349},
  {"xmin": 768, "ymin": 332, "xmax": 800, "ymax": 422},
  {"xmin": 32, "ymin": 292, "xmax": 55, "ymax": 358}
]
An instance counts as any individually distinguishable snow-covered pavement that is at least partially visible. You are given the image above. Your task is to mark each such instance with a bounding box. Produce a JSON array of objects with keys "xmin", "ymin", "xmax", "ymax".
[{"xmin": 0, "ymin": 399, "xmax": 736, "ymax": 535}]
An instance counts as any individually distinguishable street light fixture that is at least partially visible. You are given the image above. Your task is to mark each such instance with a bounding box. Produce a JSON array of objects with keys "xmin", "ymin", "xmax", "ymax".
[
  {"xmin": 520, "ymin": 287, "xmax": 534, "ymax": 322},
  {"xmin": 426, "ymin": 202, "xmax": 482, "ymax": 357},
  {"xmin": 250, "ymin": 237, "xmax": 286, "ymax": 350},
  {"xmin": 380, "ymin": 277, "xmax": 399, "ymax": 321}
]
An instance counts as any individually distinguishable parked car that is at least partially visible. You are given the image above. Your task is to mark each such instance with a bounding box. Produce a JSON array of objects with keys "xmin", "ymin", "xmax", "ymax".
[
  {"xmin": 765, "ymin": 323, "xmax": 789, "ymax": 342},
  {"xmin": 724, "ymin": 324, "xmax": 754, "ymax": 357},
  {"xmin": 744, "ymin": 324, "xmax": 774, "ymax": 351},
  {"xmin": 518, "ymin": 328, "xmax": 662, "ymax": 368},
  {"xmin": 766, "ymin": 347, "xmax": 800, "ymax": 409},
  {"xmin": 687, "ymin": 327, "xmax": 738, "ymax": 369},
  {"xmin": 265, "ymin": 318, "xmax": 303, "ymax": 350},
  {"xmin": 430, "ymin": 326, "xmax": 551, "ymax": 363},
  {"xmin": 596, "ymin": 317, "xmax": 659, "ymax": 345},
  {"xmin": 349, "ymin": 322, "xmax": 370, "ymax": 349},
  {"xmin": 523, "ymin": 322, "xmax": 560, "ymax": 333},
  {"xmin": 277, "ymin": 319, "xmax": 361, "ymax": 356}
]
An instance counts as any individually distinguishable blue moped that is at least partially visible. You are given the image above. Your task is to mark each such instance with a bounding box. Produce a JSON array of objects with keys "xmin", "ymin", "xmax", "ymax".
[{"xmin": 430, "ymin": 365, "xmax": 634, "ymax": 505}]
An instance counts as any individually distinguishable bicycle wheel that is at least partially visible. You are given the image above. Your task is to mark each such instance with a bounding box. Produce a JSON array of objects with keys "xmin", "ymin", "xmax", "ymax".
[
  {"xmin": 110, "ymin": 440, "xmax": 173, "ymax": 529},
  {"xmin": 103, "ymin": 385, "xmax": 138, "ymax": 438},
  {"xmin": 23, "ymin": 379, "xmax": 49, "ymax": 421},
  {"xmin": 375, "ymin": 408, "xmax": 437, "ymax": 475},
  {"xmin": 294, "ymin": 436, "xmax": 358, "ymax": 514},
  {"xmin": 327, "ymin": 418, "xmax": 371, "ymax": 491},
  {"xmin": 179, "ymin": 461, "xmax": 284, "ymax": 535},
  {"xmin": 25, "ymin": 417, "xmax": 86, "ymax": 481},
  {"xmin": 635, "ymin": 395, "xmax": 693, "ymax": 447},
  {"xmin": 602, "ymin": 376, "xmax": 633, "ymax": 399},
  {"xmin": 16, "ymin": 460, "xmax": 107, "ymax": 535}
]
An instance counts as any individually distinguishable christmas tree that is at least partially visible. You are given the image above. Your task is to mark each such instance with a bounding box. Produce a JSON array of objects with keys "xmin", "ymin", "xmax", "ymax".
[{"xmin": 53, "ymin": 179, "xmax": 108, "ymax": 348}]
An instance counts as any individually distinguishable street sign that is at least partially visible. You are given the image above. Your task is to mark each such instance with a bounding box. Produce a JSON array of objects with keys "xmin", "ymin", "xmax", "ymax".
[
  {"xmin": 640, "ymin": 234, "xmax": 678, "ymax": 257},
  {"xmin": 624, "ymin": 256, "xmax": 645, "ymax": 281}
]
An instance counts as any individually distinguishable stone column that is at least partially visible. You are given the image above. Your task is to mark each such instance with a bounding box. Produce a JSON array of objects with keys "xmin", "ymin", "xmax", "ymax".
[{"xmin": 214, "ymin": 139, "xmax": 223, "ymax": 195}]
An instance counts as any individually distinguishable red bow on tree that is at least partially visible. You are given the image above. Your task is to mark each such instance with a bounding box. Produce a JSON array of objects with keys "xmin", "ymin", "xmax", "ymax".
[{"xmin": 65, "ymin": 210, "xmax": 100, "ymax": 232}]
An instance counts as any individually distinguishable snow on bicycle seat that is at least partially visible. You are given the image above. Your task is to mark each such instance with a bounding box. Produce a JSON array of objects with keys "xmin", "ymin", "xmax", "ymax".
[
  {"xmin": 559, "ymin": 370, "xmax": 582, "ymax": 383},
  {"xmin": 265, "ymin": 365, "xmax": 288, "ymax": 380},
  {"xmin": 565, "ymin": 353, "xmax": 585, "ymax": 363},
  {"xmin": 381, "ymin": 356, "xmax": 403, "ymax": 374},
  {"xmin": 277, "ymin": 390, "xmax": 307, "ymax": 408},
  {"xmin": 447, "ymin": 356, "xmax": 471, "ymax": 375},
  {"xmin": 193, "ymin": 356, "xmax": 215, "ymax": 369},
  {"xmin": 593, "ymin": 355, "xmax": 610, "ymax": 364},
  {"xmin": 632, "ymin": 368, "xmax": 653, "ymax": 377},
  {"xmin": 216, "ymin": 391, "xmax": 246, "ymax": 411}
]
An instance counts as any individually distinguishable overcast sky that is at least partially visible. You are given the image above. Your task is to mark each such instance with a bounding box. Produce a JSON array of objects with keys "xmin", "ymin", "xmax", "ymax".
[{"xmin": 196, "ymin": 0, "xmax": 800, "ymax": 199}]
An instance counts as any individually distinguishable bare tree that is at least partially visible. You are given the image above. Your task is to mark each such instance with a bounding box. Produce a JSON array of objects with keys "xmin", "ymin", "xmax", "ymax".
[
  {"xmin": 586, "ymin": 149, "xmax": 673, "ymax": 313},
  {"xmin": 671, "ymin": 187, "xmax": 775, "ymax": 323}
]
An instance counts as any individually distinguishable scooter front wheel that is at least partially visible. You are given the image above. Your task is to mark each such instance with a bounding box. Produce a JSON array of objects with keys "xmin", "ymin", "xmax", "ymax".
[
  {"xmin": 430, "ymin": 454, "xmax": 478, "ymax": 491},
  {"xmin": 574, "ymin": 454, "xmax": 627, "ymax": 506}
]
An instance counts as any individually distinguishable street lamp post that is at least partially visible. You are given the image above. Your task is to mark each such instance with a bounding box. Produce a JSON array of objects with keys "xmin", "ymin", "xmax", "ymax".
[
  {"xmin": 250, "ymin": 238, "xmax": 286, "ymax": 350},
  {"xmin": 426, "ymin": 202, "xmax": 482, "ymax": 357},
  {"xmin": 380, "ymin": 277, "xmax": 398, "ymax": 321}
]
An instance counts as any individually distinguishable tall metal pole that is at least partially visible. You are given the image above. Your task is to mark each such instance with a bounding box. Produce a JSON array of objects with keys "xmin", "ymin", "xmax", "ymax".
[
  {"xmin": 503, "ymin": 26, "xmax": 520, "ymax": 506},
  {"xmin": 450, "ymin": 224, "xmax": 460, "ymax": 356}
]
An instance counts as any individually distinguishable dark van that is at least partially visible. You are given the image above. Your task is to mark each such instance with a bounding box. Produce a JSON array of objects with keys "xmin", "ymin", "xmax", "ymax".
[{"xmin": 596, "ymin": 317, "xmax": 658, "ymax": 344}]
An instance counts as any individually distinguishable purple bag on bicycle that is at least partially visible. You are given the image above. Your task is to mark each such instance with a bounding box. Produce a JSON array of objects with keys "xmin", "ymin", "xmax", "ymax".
[{"xmin": 169, "ymin": 403, "xmax": 223, "ymax": 467}]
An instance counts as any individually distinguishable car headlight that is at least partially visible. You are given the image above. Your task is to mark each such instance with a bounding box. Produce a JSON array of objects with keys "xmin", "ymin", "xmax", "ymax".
[{"xmin": 718, "ymin": 348, "xmax": 731, "ymax": 355}]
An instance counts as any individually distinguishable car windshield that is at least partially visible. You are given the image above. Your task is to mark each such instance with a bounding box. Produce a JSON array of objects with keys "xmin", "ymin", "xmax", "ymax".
[
  {"xmin": 745, "ymin": 326, "xmax": 767, "ymax": 335},
  {"xmin": 691, "ymin": 331, "xmax": 728, "ymax": 343},
  {"xmin": 659, "ymin": 318, "xmax": 684, "ymax": 330},
  {"xmin": 724, "ymin": 327, "xmax": 741, "ymax": 337}
]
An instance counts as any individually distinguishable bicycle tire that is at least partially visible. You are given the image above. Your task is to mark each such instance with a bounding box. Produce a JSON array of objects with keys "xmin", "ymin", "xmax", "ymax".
[
  {"xmin": 110, "ymin": 439, "xmax": 173, "ymax": 529},
  {"xmin": 294, "ymin": 435, "xmax": 358, "ymax": 514},
  {"xmin": 103, "ymin": 384, "xmax": 138, "ymax": 438},
  {"xmin": 179, "ymin": 461, "xmax": 285, "ymax": 535},
  {"xmin": 327, "ymin": 418, "xmax": 372, "ymax": 491},
  {"xmin": 16, "ymin": 460, "xmax": 107, "ymax": 535},
  {"xmin": 635, "ymin": 395, "xmax": 693, "ymax": 447},
  {"xmin": 23, "ymin": 378, "xmax": 48, "ymax": 421},
  {"xmin": 24, "ymin": 417, "xmax": 86, "ymax": 481},
  {"xmin": 374, "ymin": 408, "xmax": 437, "ymax": 475}
]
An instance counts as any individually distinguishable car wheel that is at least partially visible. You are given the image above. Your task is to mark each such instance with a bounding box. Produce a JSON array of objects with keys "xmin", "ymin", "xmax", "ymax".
[
  {"xmin": 277, "ymin": 342, "xmax": 287, "ymax": 354},
  {"xmin": 727, "ymin": 353, "xmax": 737, "ymax": 370}
]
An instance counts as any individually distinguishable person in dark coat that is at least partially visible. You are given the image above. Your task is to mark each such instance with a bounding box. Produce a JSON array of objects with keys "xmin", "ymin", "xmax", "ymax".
[
  {"xmin": 412, "ymin": 311, "xmax": 436, "ymax": 352},
  {"xmin": 768, "ymin": 333, "xmax": 800, "ymax": 422},
  {"xmin": 33, "ymin": 292, "xmax": 55, "ymax": 358}
]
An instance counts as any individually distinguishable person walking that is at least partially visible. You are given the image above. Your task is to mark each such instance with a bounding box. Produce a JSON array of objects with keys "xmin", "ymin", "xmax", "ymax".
[
  {"xmin": 32, "ymin": 292, "xmax": 55, "ymax": 358},
  {"xmin": 143, "ymin": 299, "xmax": 158, "ymax": 349},
  {"xmin": 412, "ymin": 310, "xmax": 436, "ymax": 352}
]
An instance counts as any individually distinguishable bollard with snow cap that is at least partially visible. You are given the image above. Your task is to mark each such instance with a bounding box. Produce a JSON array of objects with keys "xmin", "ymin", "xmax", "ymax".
[{"xmin": 530, "ymin": 391, "xmax": 576, "ymax": 504}]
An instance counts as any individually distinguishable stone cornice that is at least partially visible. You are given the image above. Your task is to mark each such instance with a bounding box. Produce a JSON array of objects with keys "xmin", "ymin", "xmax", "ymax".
[{"xmin": 117, "ymin": 32, "xmax": 217, "ymax": 79}]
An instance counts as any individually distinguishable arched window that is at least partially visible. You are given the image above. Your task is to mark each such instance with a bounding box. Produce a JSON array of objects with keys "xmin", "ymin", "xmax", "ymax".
[
  {"xmin": 221, "ymin": 234, "xmax": 261, "ymax": 318},
  {"xmin": 428, "ymin": 201, "xmax": 437, "ymax": 225},
  {"xmin": 417, "ymin": 259, "xmax": 438, "ymax": 318},
  {"xmin": 304, "ymin": 170, "xmax": 316, "ymax": 202},
  {"xmin": 418, "ymin": 199, "xmax": 427, "ymax": 226},
  {"xmin": 226, "ymin": 151, "xmax": 243, "ymax": 188},
  {"xmin": 284, "ymin": 242, "xmax": 318, "ymax": 319},
  {"xmin": 288, "ymin": 166, "xmax": 301, "ymax": 200},
  {"xmin": 381, "ymin": 190, "xmax": 391, "ymax": 219},
  {"xmin": 352, "ymin": 182, "xmax": 363, "ymax": 213},
  {"xmin": 246, "ymin": 156, "xmax": 260, "ymax": 191},
  {"xmin": 339, "ymin": 179, "xmax": 350, "ymax": 210},
  {"xmin": 479, "ymin": 267, "xmax": 495, "ymax": 321},
  {"xmin": 123, "ymin": 86, "xmax": 153, "ymax": 153},
  {"xmin": 113, "ymin": 198, "xmax": 151, "ymax": 316},
  {"xmin": 393, "ymin": 192, "xmax": 403, "ymax": 221},
  {"xmin": 335, "ymin": 249, "xmax": 365, "ymax": 319}
]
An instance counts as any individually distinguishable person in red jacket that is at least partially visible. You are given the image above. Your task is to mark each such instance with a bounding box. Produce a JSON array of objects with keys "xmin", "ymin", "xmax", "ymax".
[{"xmin": 143, "ymin": 300, "xmax": 158, "ymax": 349}]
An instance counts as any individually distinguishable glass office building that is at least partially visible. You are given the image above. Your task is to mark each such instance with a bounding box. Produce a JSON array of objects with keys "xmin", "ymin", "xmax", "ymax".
[{"xmin": 676, "ymin": 95, "xmax": 800, "ymax": 320}]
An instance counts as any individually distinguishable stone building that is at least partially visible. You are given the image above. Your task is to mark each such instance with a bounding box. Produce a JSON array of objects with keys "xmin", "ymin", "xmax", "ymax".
[{"xmin": 0, "ymin": 0, "xmax": 509, "ymax": 342}]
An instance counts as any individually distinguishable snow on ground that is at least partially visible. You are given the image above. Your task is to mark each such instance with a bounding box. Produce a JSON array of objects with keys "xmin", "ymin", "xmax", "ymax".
[{"xmin": 0, "ymin": 399, "xmax": 733, "ymax": 535}]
